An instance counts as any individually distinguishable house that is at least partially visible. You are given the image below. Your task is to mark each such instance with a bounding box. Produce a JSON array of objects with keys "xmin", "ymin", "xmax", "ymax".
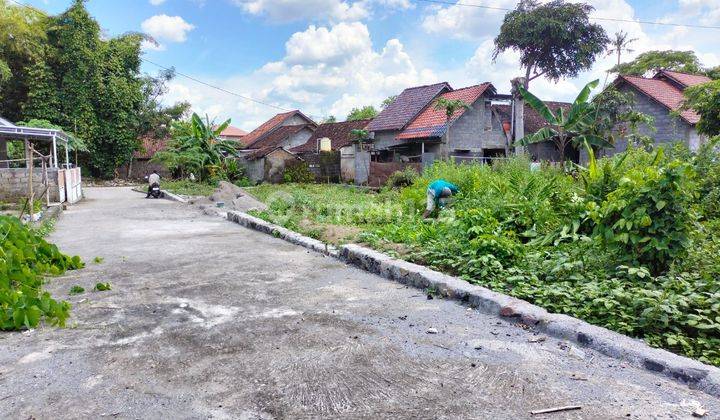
[
  {"xmin": 610, "ymin": 69, "xmax": 711, "ymax": 153},
  {"xmin": 238, "ymin": 110, "xmax": 317, "ymax": 183},
  {"xmin": 291, "ymin": 119, "xmax": 372, "ymax": 181},
  {"xmin": 240, "ymin": 110, "xmax": 317, "ymax": 152},
  {"xmin": 218, "ymin": 125, "xmax": 249, "ymax": 147},
  {"xmin": 366, "ymin": 82, "xmax": 452, "ymax": 162},
  {"xmin": 243, "ymin": 146, "xmax": 303, "ymax": 184},
  {"xmin": 395, "ymin": 83, "xmax": 511, "ymax": 163}
]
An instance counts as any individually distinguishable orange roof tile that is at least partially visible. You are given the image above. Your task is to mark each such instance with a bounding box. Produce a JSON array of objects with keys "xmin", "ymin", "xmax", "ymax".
[
  {"xmin": 396, "ymin": 84, "xmax": 492, "ymax": 140},
  {"xmin": 618, "ymin": 75, "xmax": 700, "ymax": 124}
]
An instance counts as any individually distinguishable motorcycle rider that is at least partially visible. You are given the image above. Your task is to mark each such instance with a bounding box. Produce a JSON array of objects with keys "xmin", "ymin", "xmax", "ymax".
[{"xmin": 146, "ymin": 170, "xmax": 161, "ymax": 198}]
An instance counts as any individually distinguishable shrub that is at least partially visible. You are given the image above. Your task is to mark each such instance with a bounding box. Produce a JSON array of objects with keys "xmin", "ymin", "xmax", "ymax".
[
  {"xmin": 386, "ymin": 167, "xmax": 419, "ymax": 189},
  {"xmin": 587, "ymin": 157, "xmax": 695, "ymax": 274},
  {"xmin": 283, "ymin": 161, "xmax": 315, "ymax": 183},
  {"xmin": 1, "ymin": 216, "xmax": 84, "ymax": 330}
]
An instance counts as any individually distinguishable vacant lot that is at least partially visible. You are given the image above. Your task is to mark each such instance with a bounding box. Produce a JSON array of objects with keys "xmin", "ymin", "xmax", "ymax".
[{"xmin": 1, "ymin": 187, "xmax": 718, "ymax": 418}]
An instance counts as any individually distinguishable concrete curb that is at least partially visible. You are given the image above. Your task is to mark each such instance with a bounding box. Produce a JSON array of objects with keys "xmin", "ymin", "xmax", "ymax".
[
  {"xmin": 226, "ymin": 210, "xmax": 338, "ymax": 257},
  {"xmin": 162, "ymin": 190, "xmax": 187, "ymax": 204},
  {"xmin": 224, "ymin": 209, "xmax": 720, "ymax": 398}
]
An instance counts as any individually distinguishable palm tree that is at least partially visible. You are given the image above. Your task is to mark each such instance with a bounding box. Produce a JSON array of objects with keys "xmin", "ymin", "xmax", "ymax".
[
  {"xmin": 517, "ymin": 80, "xmax": 613, "ymax": 162},
  {"xmin": 607, "ymin": 31, "xmax": 637, "ymax": 66},
  {"xmin": 434, "ymin": 98, "xmax": 470, "ymax": 145}
]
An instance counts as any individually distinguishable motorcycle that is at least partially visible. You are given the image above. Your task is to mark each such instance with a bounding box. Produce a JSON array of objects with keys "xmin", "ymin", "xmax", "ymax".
[{"xmin": 147, "ymin": 182, "xmax": 163, "ymax": 199}]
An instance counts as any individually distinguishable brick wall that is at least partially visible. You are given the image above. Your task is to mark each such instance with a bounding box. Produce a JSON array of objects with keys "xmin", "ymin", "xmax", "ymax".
[
  {"xmin": 367, "ymin": 162, "xmax": 421, "ymax": 187},
  {"xmin": 448, "ymin": 100, "xmax": 507, "ymax": 153},
  {"xmin": 0, "ymin": 167, "xmax": 60, "ymax": 201}
]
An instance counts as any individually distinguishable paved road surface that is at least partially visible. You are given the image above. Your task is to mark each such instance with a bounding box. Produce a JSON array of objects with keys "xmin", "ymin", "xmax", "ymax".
[{"xmin": 1, "ymin": 187, "xmax": 718, "ymax": 419}]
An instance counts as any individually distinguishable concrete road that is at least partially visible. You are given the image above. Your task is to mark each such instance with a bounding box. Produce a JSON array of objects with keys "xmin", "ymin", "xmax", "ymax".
[{"xmin": 1, "ymin": 187, "xmax": 718, "ymax": 419}]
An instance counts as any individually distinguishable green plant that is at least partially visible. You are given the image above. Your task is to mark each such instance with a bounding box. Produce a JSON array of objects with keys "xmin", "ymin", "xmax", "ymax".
[
  {"xmin": 386, "ymin": 167, "xmax": 418, "ymax": 189},
  {"xmin": 69, "ymin": 285, "xmax": 85, "ymax": 295},
  {"xmin": 93, "ymin": 256, "xmax": 104, "ymax": 264},
  {"xmin": 586, "ymin": 150, "xmax": 695, "ymax": 274},
  {"xmin": 518, "ymin": 80, "xmax": 613, "ymax": 160},
  {"xmin": 1, "ymin": 215, "xmax": 83, "ymax": 330},
  {"xmin": 282, "ymin": 161, "xmax": 314, "ymax": 184},
  {"xmin": 94, "ymin": 282, "xmax": 111, "ymax": 291},
  {"xmin": 153, "ymin": 113, "xmax": 237, "ymax": 181}
]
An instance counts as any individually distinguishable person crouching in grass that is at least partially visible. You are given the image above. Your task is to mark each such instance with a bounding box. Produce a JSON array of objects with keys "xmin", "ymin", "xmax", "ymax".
[{"xmin": 423, "ymin": 179, "xmax": 459, "ymax": 218}]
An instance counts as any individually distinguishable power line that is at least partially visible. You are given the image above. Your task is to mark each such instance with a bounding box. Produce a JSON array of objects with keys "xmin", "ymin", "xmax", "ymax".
[
  {"xmin": 416, "ymin": 0, "xmax": 720, "ymax": 30},
  {"xmin": 141, "ymin": 59, "xmax": 292, "ymax": 113},
  {"xmin": 6, "ymin": 0, "xmax": 298, "ymax": 116}
]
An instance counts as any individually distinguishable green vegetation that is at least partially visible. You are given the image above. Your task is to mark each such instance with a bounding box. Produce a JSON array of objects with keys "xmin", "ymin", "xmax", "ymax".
[
  {"xmin": 94, "ymin": 282, "xmax": 111, "ymax": 292},
  {"xmin": 1, "ymin": 215, "xmax": 84, "ymax": 330},
  {"xmin": 92, "ymin": 256, "xmax": 104, "ymax": 264},
  {"xmin": 493, "ymin": 0, "xmax": 608, "ymax": 87},
  {"xmin": 0, "ymin": 0, "xmax": 187, "ymax": 178},
  {"xmin": 162, "ymin": 180, "xmax": 218, "ymax": 196},
  {"xmin": 69, "ymin": 285, "xmax": 85, "ymax": 295},
  {"xmin": 250, "ymin": 145, "xmax": 720, "ymax": 366},
  {"xmin": 346, "ymin": 106, "xmax": 378, "ymax": 121},
  {"xmin": 153, "ymin": 113, "xmax": 245, "ymax": 183}
]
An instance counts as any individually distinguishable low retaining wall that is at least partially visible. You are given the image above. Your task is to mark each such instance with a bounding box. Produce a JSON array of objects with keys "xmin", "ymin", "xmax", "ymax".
[
  {"xmin": 225, "ymin": 209, "xmax": 720, "ymax": 397},
  {"xmin": 0, "ymin": 167, "xmax": 60, "ymax": 202}
]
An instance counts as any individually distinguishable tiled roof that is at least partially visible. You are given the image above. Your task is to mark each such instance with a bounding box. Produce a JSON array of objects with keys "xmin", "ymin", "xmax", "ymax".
[
  {"xmin": 617, "ymin": 75, "xmax": 700, "ymax": 124},
  {"xmin": 243, "ymin": 110, "xmax": 317, "ymax": 148},
  {"xmin": 246, "ymin": 124, "xmax": 311, "ymax": 150},
  {"xmin": 367, "ymin": 82, "xmax": 452, "ymax": 132},
  {"xmin": 492, "ymin": 101, "xmax": 571, "ymax": 135},
  {"xmin": 220, "ymin": 125, "xmax": 248, "ymax": 138},
  {"xmin": 291, "ymin": 119, "xmax": 371, "ymax": 153},
  {"xmin": 655, "ymin": 70, "xmax": 711, "ymax": 88},
  {"xmin": 397, "ymin": 84, "xmax": 492, "ymax": 140},
  {"xmin": 134, "ymin": 136, "xmax": 168, "ymax": 159}
]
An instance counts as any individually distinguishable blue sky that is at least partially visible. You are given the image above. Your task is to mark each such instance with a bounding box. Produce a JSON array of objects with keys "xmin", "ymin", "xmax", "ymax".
[{"xmin": 26, "ymin": 0, "xmax": 720, "ymax": 131}]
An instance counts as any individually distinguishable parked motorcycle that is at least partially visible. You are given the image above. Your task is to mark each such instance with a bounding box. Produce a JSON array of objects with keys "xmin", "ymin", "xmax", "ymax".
[{"xmin": 148, "ymin": 182, "xmax": 163, "ymax": 199}]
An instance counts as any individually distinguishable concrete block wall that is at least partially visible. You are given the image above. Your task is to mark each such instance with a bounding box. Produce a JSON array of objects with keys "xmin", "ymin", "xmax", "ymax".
[
  {"xmin": 449, "ymin": 101, "xmax": 507, "ymax": 153},
  {"xmin": 0, "ymin": 168, "xmax": 60, "ymax": 202},
  {"xmin": 609, "ymin": 86, "xmax": 695, "ymax": 157}
]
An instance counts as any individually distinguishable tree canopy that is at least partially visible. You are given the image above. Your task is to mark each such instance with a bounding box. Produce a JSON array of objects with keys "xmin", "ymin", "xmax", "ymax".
[
  {"xmin": 346, "ymin": 106, "xmax": 378, "ymax": 121},
  {"xmin": 683, "ymin": 80, "xmax": 720, "ymax": 137},
  {"xmin": 0, "ymin": 0, "xmax": 187, "ymax": 178},
  {"xmin": 611, "ymin": 50, "xmax": 704, "ymax": 76},
  {"xmin": 493, "ymin": 0, "xmax": 608, "ymax": 87}
]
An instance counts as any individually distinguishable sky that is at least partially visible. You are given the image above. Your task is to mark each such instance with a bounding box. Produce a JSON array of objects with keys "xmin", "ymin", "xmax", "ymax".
[{"xmin": 25, "ymin": 0, "xmax": 720, "ymax": 131}]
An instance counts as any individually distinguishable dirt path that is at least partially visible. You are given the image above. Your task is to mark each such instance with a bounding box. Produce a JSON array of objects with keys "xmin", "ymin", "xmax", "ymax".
[{"xmin": 0, "ymin": 187, "xmax": 717, "ymax": 419}]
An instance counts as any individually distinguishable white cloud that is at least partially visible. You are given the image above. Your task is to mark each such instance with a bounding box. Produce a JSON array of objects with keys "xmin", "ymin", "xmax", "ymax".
[
  {"xmin": 149, "ymin": 0, "xmax": 167, "ymax": 5},
  {"xmin": 141, "ymin": 39, "xmax": 166, "ymax": 52},
  {"xmin": 284, "ymin": 22, "xmax": 372, "ymax": 65},
  {"xmin": 232, "ymin": 0, "xmax": 368, "ymax": 22},
  {"xmin": 141, "ymin": 15, "xmax": 195, "ymax": 43},
  {"xmin": 160, "ymin": 22, "xmax": 435, "ymax": 130}
]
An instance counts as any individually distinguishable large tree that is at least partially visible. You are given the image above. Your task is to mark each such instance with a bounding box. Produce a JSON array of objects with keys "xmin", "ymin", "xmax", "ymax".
[
  {"xmin": 0, "ymin": 0, "xmax": 48, "ymax": 118},
  {"xmin": 493, "ymin": 0, "xmax": 608, "ymax": 88},
  {"xmin": 610, "ymin": 50, "xmax": 703, "ymax": 76}
]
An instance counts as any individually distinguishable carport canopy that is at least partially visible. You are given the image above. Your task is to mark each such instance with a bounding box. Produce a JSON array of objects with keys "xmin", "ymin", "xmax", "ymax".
[{"xmin": 0, "ymin": 116, "xmax": 70, "ymax": 169}]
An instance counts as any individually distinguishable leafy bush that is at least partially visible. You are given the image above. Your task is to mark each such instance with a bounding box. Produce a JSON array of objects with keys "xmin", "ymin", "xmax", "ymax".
[
  {"xmin": 283, "ymin": 161, "xmax": 315, "ymax": 184},
  {"xmin": 1, "ymin": 215, "xmax": 84, "ymax": 330},
  {"xmin": 386, "ymin": 167, "xmax": 419, "ymax": 189},
  {"xmin": 587, "ymin": 155, "xmax": 695, "ymax": 274}
]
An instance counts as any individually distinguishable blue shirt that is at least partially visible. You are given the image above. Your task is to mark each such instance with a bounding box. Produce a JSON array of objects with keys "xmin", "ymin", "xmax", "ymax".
[{"xmin": 428, "ymin": 179, "xmax": 459, "ymax": 203}]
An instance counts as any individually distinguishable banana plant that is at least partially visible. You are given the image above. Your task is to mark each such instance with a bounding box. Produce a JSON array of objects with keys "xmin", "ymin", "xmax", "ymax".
[{"xmin": 517, "ymin": 79, "xmax": 613, "ymax": 161}]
